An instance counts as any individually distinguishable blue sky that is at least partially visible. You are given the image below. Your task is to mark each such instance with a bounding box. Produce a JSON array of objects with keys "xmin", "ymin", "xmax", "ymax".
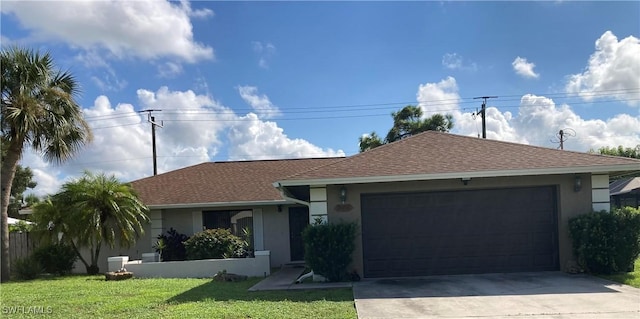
[{"xmin": 1, "ymin": 1, "xmax": 639, "ymax": 196}]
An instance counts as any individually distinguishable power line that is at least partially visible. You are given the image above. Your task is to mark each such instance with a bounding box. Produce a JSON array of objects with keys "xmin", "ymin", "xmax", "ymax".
[
  {"xmin": 78, "ymin": 96, "xmax": 640, "ymax": 131},
  {"xmin": 79, "ymin": 87, "xmax": 640, "ymax": 122},
  {"xmin": 23, "ymin": 130, "xmax": 640, "ymax": 170}
]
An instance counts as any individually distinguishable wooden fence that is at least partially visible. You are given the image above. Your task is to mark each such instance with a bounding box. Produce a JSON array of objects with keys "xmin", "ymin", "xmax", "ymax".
[{"xmin": 9, "ymin": 232, "xmax": 36, "ymax": 264}]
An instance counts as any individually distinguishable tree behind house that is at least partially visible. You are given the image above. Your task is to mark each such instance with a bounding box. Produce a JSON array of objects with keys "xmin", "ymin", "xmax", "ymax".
[
  {"xmin": 359, "ymin": 105, "xmax": 453, "ymax": 152},
  {"xmin": 595, "ymin": 145, "xmax": 640, "ymax": 159}
]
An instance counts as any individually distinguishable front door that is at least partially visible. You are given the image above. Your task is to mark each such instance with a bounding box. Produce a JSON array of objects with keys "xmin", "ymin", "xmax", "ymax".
[{"xmin": 289, "ymin": 207, "xmax": 309, "ymax": 261}]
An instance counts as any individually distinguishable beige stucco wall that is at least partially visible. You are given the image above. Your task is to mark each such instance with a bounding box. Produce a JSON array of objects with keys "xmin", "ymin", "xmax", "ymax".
[
  {"xmin": 325, "ymin": 173, "xmax": 593, "ymax": 278},
  {"xmin": 73, "ymin": 222, "xmax": 152, "ymax": 274},
  {"xmin": 117, "ymin": 251, "xmax": 271, "ymax": 278},
  {"xmin": 261, "ymin": 205, "xmax": 291, "ymax": 268},
  {"xmin": 161, "ymin": 208, "xmax": 200, "ymax": 236}
]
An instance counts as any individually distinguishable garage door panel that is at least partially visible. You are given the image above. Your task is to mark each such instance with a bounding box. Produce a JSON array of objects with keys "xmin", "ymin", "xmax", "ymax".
[{"xmin": 362, "ymin": 186, "xmax": 559, "ymax": 278}]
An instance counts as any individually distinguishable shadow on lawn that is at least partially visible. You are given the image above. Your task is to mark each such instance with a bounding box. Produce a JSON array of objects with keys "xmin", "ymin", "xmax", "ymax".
[
  {"xmin": 601, "ymin": 272, "xmax": 638, "ymax": 283},
  {"xmin": 167, "ymin": 279, "xmax": 353, "ymax": 304}
]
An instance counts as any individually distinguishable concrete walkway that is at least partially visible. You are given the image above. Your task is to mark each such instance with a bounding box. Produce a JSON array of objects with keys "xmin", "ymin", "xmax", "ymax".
[{"xmin": 248, "ymin": 265, "xmax": 353, "ymax": 291}]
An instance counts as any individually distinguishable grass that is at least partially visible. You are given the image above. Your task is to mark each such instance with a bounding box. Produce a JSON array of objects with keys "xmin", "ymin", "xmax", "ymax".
[
  {"xmin": 0, "ymin": 275, "xmax": 356, "ymax": 319},
  {"xmin": 598, "ymin": 258, "xmax": 640, "ymax": 288}
]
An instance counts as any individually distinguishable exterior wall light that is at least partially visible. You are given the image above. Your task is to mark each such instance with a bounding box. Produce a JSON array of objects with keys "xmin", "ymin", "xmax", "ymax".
[
  {"xmin": 461, "ymin": 177, "xmax": 471, "ymax": 186},
  {"xmin": 574, "ymin": 175, "xmax": 582, "ymax": 192},
  {"xmin": 339, "ymin": 186, "xmax": 347, "ymax": 204}
]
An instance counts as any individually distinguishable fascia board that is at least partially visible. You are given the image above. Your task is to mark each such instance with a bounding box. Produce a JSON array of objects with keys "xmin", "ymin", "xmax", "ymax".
[
  {"xmin": 275, "ymin": 164, "xmax": 640, "ymax": 187},
  {"xmin": 148, "ymin": 200, "xmax": 289, "ymax": 210}
]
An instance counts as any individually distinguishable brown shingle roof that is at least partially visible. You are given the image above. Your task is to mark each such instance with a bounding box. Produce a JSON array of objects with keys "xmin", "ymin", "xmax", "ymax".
[
  {"xmin": 280, "ymin": 131, "xmax": 640, "ymax": 183},
  {"xmin": 130, "ymin": 158, "xmax": 343, "ymax": 206}
]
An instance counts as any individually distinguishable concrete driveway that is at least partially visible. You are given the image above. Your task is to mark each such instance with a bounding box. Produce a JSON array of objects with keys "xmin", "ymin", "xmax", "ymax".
[{"xmin": 353, "ymin": 272, "xmax": 640, "ymax": 319}]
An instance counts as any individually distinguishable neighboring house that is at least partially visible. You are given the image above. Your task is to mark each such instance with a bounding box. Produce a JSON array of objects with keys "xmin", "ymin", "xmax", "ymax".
[
  {"xmin": 610, "ymin": 177, "xmax": 640, "ymax": 209},
  {"xmin": 8, "ymin": 217, "xmax": 32, "ymax": 225},
  {"xmin": 107, "ymin": 131, "xmax": 640, "ymax": 278}
]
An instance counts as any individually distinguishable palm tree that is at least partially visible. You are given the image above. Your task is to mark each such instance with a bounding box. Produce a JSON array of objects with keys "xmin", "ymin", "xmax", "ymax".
[
  {"xmin": 31, "ymin": 197, "xmax": 68, "ymax": 244},
  {"xmin": 55, "ymin": 171, "xmax": 149, "ymax": 274},
  {"xmin": 1, "ymin": 46, "xmax": 93, "ymax": 281}
]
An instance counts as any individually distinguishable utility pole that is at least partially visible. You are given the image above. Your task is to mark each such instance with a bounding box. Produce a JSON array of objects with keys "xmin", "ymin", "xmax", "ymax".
[
  {"xmin": 551, "ymin": 128, "xmax": 575, "ymax": 150},
  {"xmin": 473, "ymin": 96, "xmax": 498, "ymax": 139},
  {"xmin": 138, "ymin": 109, "xmax": 163, "ymax": 175}
]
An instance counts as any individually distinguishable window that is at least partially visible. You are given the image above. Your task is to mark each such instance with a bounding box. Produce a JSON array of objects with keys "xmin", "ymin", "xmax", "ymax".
[{"xmin": 202, "ymin": 210, "xmax": 253, "ymax": 246}]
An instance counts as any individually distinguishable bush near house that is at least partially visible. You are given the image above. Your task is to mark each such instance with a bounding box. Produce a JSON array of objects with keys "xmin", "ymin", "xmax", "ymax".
[
  {"xmin": 303, "ymin": 222, "xmax": 357, "ymax": 282},
  {"xmin": 33, "ymin": 243, "xmax": 77, "ymax": 275},
  {"xmin": 11, "ymin": 255, "xmax": 42, "ymax": 280},
  {"xmin": 184, "ymin": 228, "xmax": 248, "ymax": 260},
  {"xmin": 569, "ymin": 207, "xmax": 640, "ymax": 274},
  {"xmin": 155, "ymin": 228, "xmax": 189, "ymax": 261}
]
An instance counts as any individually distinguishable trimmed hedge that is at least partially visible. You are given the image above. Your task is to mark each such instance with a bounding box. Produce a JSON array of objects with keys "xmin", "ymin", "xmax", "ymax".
[
  {"xmin": 184, "ymin": 229, "xmax": 248, "ymax": 260},
  {"xmin": 302, "ymin": 222, "xmax": 357, "ymax": 282},
  {"xmin": 569, "ymin": 207, "xmax": 640, "ymax": 274}
]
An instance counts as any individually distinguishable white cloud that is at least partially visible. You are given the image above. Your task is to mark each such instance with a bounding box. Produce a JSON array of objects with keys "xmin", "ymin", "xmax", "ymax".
[
  {"xmin": 227, "ymin": 113, "xmax": 345, "ymax": 160},
  {"xmin": 91, "ymin": 74, "xmax": 128, "ymax": 92},
  {"xmin": 512, "ymin": 56, "xmax": 540, "ymax": 79},
  {"xmin": 1, "ymin": 0, "xmax": 214, "ymax": 63},
  {"xmin": 19, "ymin": 151, "xmax": 63, "ymax": 197},
  {"xmin": 416, "ymin": 76, "xmax": 461, "ymax": 115},
  {"xmin": 0, "ymin": 35, "xmax": 12, "ymax": 47},
  {"xmin": 238, "ymin": 86, "xmax": 282, "ymax": 119},
  {"xmin": 442, "ymin": 53, "xmax": 477, "ymax": 71},
  {"xmin": 157, "ymin": 62, "xmax": 184, "ymax": 78},
  {"xmin": 192, "ymin": 76, "xmax": 211, "ymax": 95},
  {"xmin": 415, "ymin": 77, "xmax": 640, "ymax": 150},
  {"xmin": 252, "ymin": 41, "xmax": 276, "ymax": 69},
  {"xmin": 514, "ymin": 94, "xmax": 640, "ymax": 150},
  {"xmin": 22, "ymin": 86, "xmax": 342, "ymax": 196},
  {"xmin": 566, "ymin": 31, "xmax": 640, "ymax": 106},
  {"xmin": 76, "ymin": 50, "xmax": 128, "ymax": 92},
  {"xmin": 75, "ymin": 50, "xmax": 112, "ymax": 69},
  {"xmin": 136, "ymin": 87, "xmax": 232, "ymax": 162},
  {"xmin": 178, "ymin": 0, "xmax": 214, "ymax": 19}
]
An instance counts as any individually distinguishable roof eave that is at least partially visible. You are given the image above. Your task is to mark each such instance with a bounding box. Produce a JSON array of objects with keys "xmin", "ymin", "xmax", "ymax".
[
  {"xmin": 276, "ymin": 164, "xmax": 640, "ymax": 186},
  {"xmin": 147, "ymin": 199, "xmax": 291, "ymax": 210}
]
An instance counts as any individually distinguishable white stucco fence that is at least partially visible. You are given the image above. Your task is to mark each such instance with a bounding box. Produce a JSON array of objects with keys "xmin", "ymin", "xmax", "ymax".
[{"xmin": 108, "ymin": 250, "xmax": 271, "ymax": 278}]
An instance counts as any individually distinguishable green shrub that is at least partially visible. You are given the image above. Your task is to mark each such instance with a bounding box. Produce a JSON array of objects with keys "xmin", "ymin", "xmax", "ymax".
[
  {"xmin": 33, "ymin": 243, "xmax": 77, "ymax": 275},
  {"xmin": 302, "ymin": 222, "xmax": 357, "ymax": 282},
  {"xmin": 12, "ymin": 255, "xmax": 42, "ymax": 280},
  {"xmin": 613, "ymin": 207, "xmax": 640, "ymax": 271},
  {"xmin": 184, "ymin": 228, "xmax": 248, "ymax": 260},
  {"xmin": 569, "ymin": 207, "xmax": 640, "ymax": 274},
  {"xmin": 9, "ymin": 220, "xmax": 33, "ymax": 233},
  {"xmin": 155, "ymin": 228, "xmax": 189, "ymax": 261}
]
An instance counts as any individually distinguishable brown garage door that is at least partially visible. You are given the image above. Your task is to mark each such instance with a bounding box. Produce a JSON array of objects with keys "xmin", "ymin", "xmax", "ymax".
[{"xmin": 361, "ymin": 186, "xmax": 559, "ymax": 278}]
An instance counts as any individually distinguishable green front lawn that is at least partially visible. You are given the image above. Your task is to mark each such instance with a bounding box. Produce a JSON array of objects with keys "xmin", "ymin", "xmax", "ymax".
[
  {"xmin": 0, "ymin": 276, "xmax": 356, "ymax": 319},
  {"xmin": 598, "ymin": 258, "xmax": 640, "ymax": 288}
]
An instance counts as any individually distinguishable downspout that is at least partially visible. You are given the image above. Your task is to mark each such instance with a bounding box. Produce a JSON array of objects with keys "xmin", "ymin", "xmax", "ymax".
[{"xmin": 272, "ymin": 182, "xmax": 310, "ymax": 206}]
